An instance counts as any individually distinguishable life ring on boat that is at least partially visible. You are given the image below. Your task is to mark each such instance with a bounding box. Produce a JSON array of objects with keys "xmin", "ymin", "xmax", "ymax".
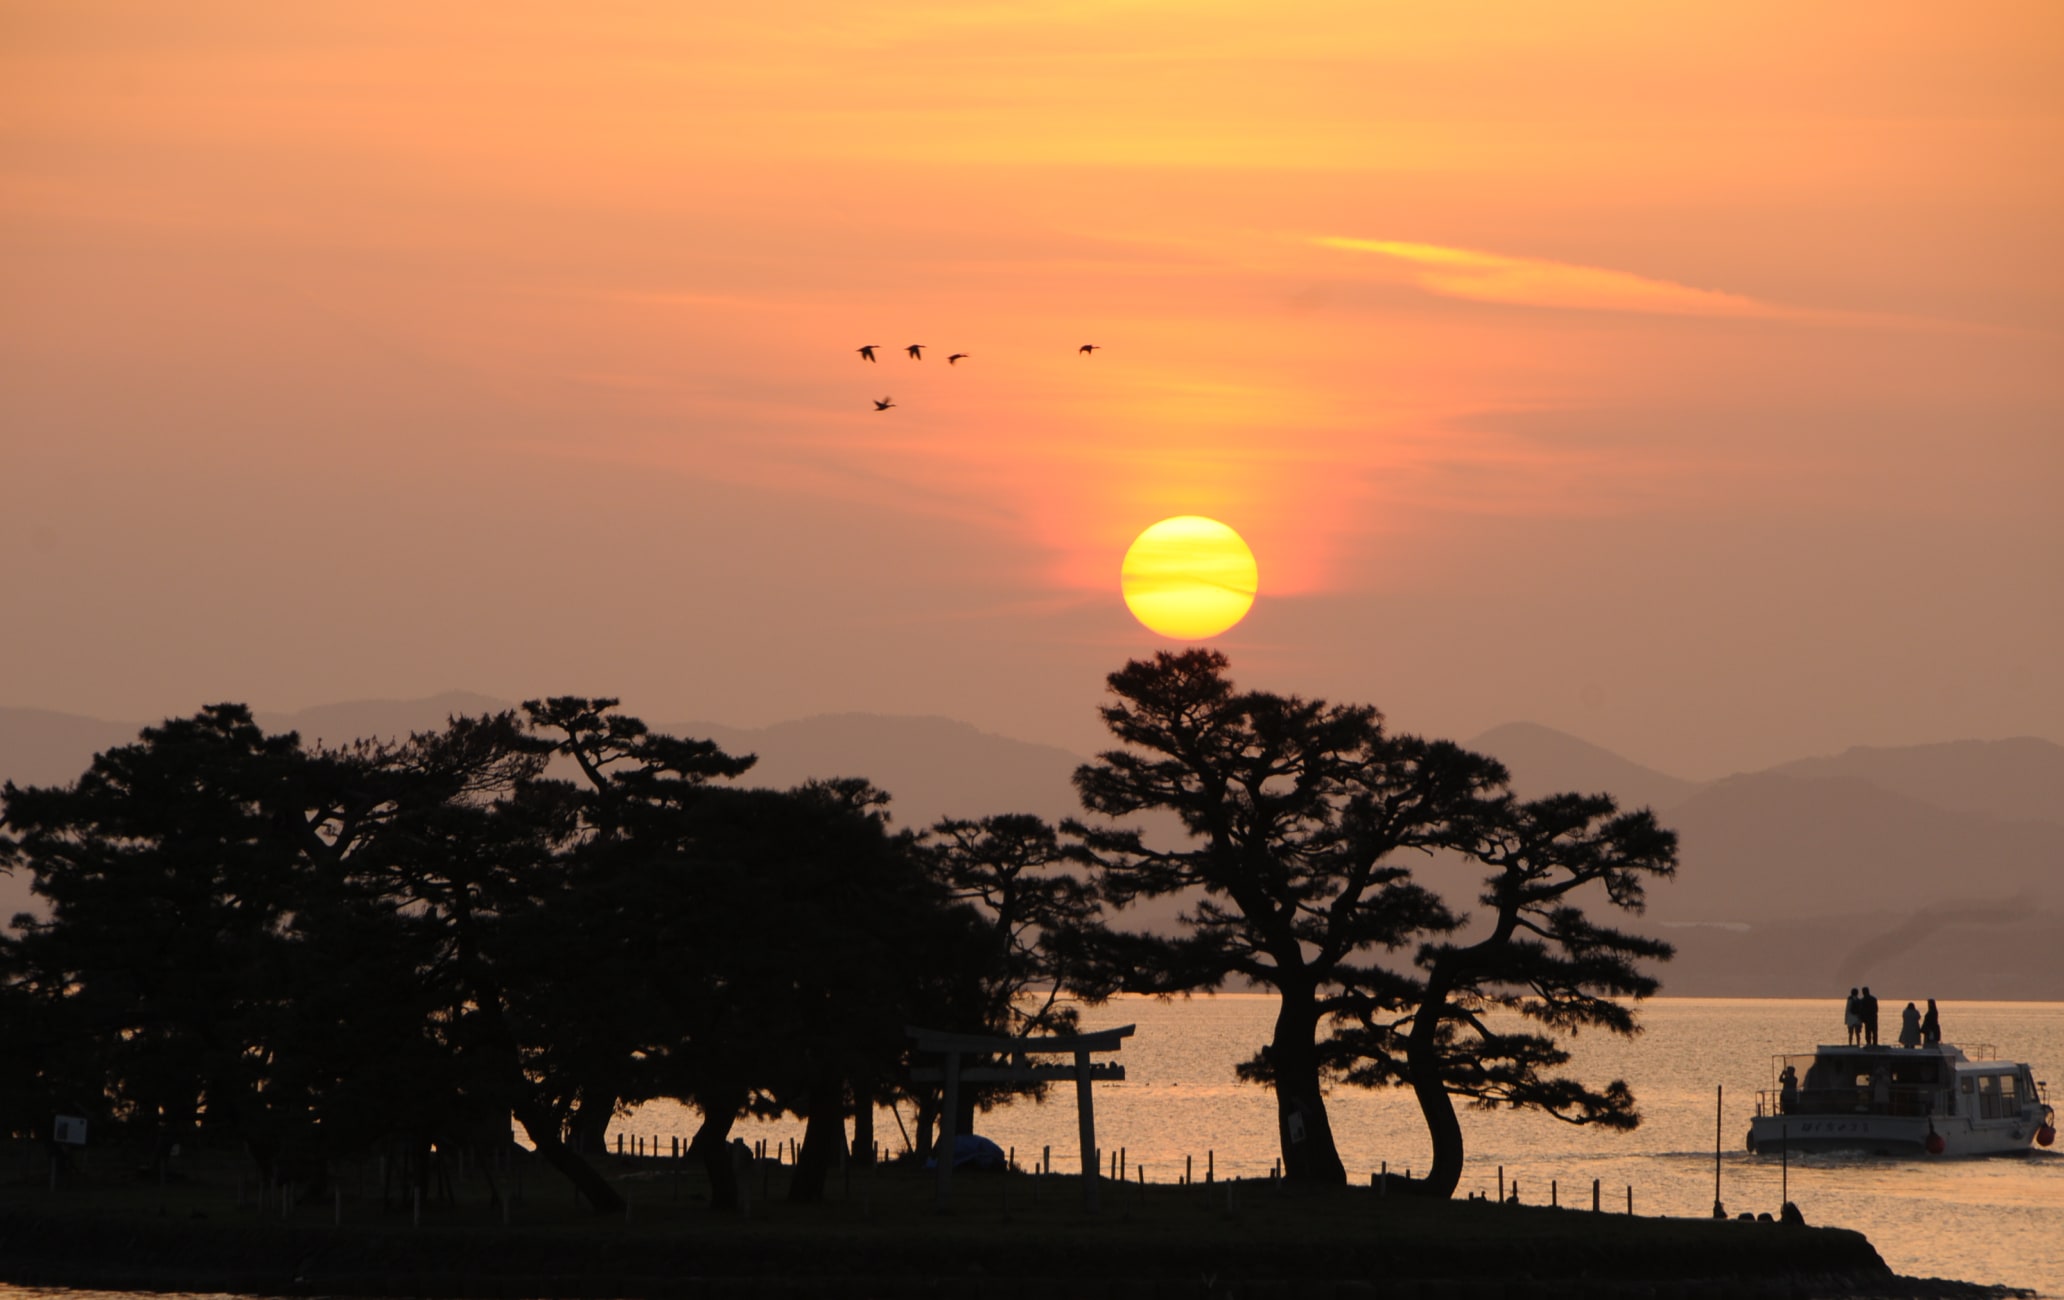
[
  {"xmin": 1745, "ymin": 1130, "xmax": 1757, "ymax": 1154},
  {"xmin": 2039, "ymin": 1123, "xmax": 2057, "ymax": 1147},
  {"xmin": 1924, "ymin": 1130, "xmax": 1946, "ymax": 1156}
]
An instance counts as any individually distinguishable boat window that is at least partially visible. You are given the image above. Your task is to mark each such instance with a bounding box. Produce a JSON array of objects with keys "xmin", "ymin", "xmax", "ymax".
[{"xmin": 1978, "ymin": 1073, "xmax": 2005, "ymax": 1120}]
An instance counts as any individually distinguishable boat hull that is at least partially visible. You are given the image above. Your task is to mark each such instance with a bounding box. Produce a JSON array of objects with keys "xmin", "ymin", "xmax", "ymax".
[{"xmin": 1748, "ymin": 1112, "xmax": 2043, "ymax": 1157}]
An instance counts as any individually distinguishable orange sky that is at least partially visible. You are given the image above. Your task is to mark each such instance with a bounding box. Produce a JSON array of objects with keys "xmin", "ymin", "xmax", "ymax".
[{"xmin": 3, "ymin": 1, "xmax": 2060, "ymax": 776}]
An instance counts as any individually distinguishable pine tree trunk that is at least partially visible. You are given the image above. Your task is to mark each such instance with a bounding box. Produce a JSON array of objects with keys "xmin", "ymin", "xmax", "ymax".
[
  {"xmin": 1404, "ymin": 994, "xmax": 1465, "ymax": 1198},
  {"xmin": 850, "ymin": 1078, "xmax": 876, "ymax": 1167},
  {"xmin": 789, "ymin": 1071, "xmax": 847, "ymax": 1202},
  {"xmin": 691, "ymin": 1089, "xmax": 745, "ymax": 1212},
  {"xmin": 565, "ymin": 1095, "xmax": 613, "ymax": 1158},
  {"xmin": 511, "ymin": 1102, "xmax": 624, "ymax": 1214},
  {"xmin": 914, "ymin": 1091, "xmax": 940, "ymax": 1165},
  {"xmin": 1271, "ymin": 989, "xmax": 1346, "ymax": 1184}
]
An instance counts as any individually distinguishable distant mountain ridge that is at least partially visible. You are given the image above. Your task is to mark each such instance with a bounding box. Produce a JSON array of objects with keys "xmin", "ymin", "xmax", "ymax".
[
  {"xmin": 1768, "ymin": 738, "xmax": 2064, "ymax": 827},
  {"xmin": 6, "ymin": 699, "xmax": 2061, "ymax": 996},
  {"xmin": 1464, "ymin": 722, "xmax": 1700, "ymax": 811}
]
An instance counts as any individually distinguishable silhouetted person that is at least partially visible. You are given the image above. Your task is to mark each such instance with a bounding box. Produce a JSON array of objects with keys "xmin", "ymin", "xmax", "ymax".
[
  {"xmin": 857, "ymin": 345, "xmax": 880, "ymax": 362},
  {"xmin": 1844, "ymin": 988, "xmax": 1862, "ymax": 1045},
  {"xmin": 1899, "ymin": 1001, "xmax": 1921, "ymax": 1049},
  {"xmin": 1861, "ymin": 987, "xmax": 1880, "ymax": 1045},
  {"xmin": 947, "ymin": 353, "xmax": 968, "ymax": 364},
  {"xmin": 873, "ymin": 396, "xmax": 895, "ymax": 410},
  {"xmin": 1922, "ymin": 998, "xmax": 1941, "ymax": 1047},
  {"xmin": 1078, "ymin": 344, "xmax": 1100, "ymax": 354},
  {"xmin": 1780, "ymin": 1064, "xmax": 1799, "ymax": 1114},
  {"xmin": 905, "ymin": 344, "xmax": 925, "ymax": 359}
]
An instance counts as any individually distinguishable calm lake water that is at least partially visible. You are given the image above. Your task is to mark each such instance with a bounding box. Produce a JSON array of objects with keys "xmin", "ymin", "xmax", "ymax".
[{"xmin": 5, "ymin": 997, "xmax": 2059, "ymax": 1297}]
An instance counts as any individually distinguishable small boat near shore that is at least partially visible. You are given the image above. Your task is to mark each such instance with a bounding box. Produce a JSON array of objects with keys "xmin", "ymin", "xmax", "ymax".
[{"xmin": 1747, "ymin": 1041, "xmax": 2056, "ymax": 1157}]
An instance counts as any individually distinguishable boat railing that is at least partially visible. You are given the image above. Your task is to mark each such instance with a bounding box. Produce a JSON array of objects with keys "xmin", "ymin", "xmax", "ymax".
[{"xmin": 1756, "ymin": 1083, "xmax": 1948, "ymax": 1119}]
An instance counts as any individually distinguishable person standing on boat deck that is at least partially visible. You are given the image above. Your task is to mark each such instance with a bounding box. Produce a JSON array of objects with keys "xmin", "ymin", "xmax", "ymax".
[
  {"xmin": 1899, "ymin": 1001, "xmax": 1922, "ymax": 1049},
  {"xmin": 1922, "ymin": 999, "xmax": 1941, "ymax": 1047},
  {"xmin": 1844, "ymin": 989, "xmax": 1863, "ymax": 1045},
  {"xmin": 1861, "ymin": 987, "xmax": 1880, "ymax": 1045},
  {"xmin": 1780, "ymin": 1064, "xmax": 1800, "ymax": 1113}
]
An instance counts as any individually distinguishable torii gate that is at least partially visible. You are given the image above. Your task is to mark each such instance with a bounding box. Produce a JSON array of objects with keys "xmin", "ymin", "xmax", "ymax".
[{"xmin": 906, "ymin": 1023, "xmax": 1134, "ymax": 1210}]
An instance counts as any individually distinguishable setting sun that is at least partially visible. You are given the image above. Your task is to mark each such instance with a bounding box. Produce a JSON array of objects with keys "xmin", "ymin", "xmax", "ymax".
[{"xmin": 1120, "ymin": 516, "xmax": 1259, "ymax": 640}]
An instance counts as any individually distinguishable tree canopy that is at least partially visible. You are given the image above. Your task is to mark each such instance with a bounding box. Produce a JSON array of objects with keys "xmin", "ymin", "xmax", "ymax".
[
  {"xmin": 0, "ymin": 698, "xmax": 1093, "ymax": 1214},
  {"xmin": 1068, "ymin": 650, "xmax": 1676, "ymax": 1191}
]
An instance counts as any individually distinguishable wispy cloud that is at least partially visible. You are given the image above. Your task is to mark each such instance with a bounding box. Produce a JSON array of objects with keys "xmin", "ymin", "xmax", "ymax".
[{"xmin": 1313, "ymin": 237, "xmax": 1781, "ymax": 317}]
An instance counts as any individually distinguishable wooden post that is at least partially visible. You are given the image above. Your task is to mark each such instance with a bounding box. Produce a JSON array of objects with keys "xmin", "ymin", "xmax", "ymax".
[
  {"xmin": 1593, "ymin": 1178, "xmax": 1600, "ymax": 1212},
  {"xmin": 1186, "ymin": 1154, "xmax": 1192, "ymax": 1185},
  {"xmin": 1076, "ymin": 1049, "xmax": 1100, "ymax": 1213},
  {"xmin": 1552, "ymin": 1179, "xmax": 1558, "ymax": 1207},
  {"xmin": 1207, "ymin": 1150, "xmax": 1214, "ymax": 1183},
  {"xmin": 935, "ymin": 1048, "xmax": 962, "ymax": 1208},
  {"xmin": 1498, "ymin": 1166, "xmax": 1504, "ymax": 1202},
  {"xmin": 1713, "ymin": 1084, "xmax": 1725, "ymax": 1218},
  {"xmin": 1627, "ymin": 1184, "xmax": 1633, "ymax": 1214}
]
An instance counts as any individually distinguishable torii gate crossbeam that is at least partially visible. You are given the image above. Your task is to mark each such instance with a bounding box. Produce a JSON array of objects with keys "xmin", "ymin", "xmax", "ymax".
[{"xmin": 906, "ymin": 1023, "xmax": 1135, "ymax": 1211}]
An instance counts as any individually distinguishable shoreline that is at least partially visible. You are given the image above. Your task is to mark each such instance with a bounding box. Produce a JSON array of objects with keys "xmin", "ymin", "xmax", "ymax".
[{"xmin": 0, "ymin": 1172, "xmax": 2035, "ymax": 1300}]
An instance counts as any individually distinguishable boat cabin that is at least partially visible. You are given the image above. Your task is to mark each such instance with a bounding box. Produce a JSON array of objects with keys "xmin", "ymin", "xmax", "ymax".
[{"xmin": 1760, "ymin": 1043, "xmax": 2038, "ymax": 1122}]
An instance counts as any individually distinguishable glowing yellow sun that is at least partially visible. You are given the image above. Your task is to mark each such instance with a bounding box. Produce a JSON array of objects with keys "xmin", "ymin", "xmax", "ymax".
[{"xmin": 1121, "ymin": 516, "xmax": 1259, "ymax": 640}]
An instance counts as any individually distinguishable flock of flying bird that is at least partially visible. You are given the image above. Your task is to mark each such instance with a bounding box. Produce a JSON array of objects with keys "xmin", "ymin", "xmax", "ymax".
[{"xmin": 858, "ymin": 342, "xmax": 1101, "ymax": 410}]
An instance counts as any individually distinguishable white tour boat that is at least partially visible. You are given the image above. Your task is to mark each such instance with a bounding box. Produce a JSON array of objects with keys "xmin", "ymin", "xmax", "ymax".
[{"xmin": 1747, "ymin": 1041, "xmax": 2055, "ymax": 1157}]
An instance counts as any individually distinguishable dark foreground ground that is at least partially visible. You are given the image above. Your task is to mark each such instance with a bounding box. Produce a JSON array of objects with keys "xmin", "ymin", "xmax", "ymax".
[{"xmin": 0, "ymin": 1146, "xmax": 2031, "ymax": 1299}]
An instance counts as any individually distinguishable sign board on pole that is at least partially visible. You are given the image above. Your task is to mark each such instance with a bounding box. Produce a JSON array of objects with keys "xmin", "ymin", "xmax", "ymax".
[{"xmin": 52, "ymin": 1115, "xmax": 88, "ymax": 1145}]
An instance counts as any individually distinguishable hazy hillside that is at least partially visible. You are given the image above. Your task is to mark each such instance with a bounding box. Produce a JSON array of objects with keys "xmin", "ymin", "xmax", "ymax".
[
  {"xmin": 1647, "ymin": 771, "xmax": 2064, "ymax": 921},
  {"xmin": 1654, "ymin": 909, "xmax": 2064, "ymax": 1001},
  {"xmin": 0, "ymin": 708, "xmax": 145, "ymax": 790},
  {"xmin": 1467, "ymin": 722, "xmax": 1700, "ymax": 811},
  {"xmin": 1769, "ymin": 738, "xmax": 2064, "ymax": 827}
]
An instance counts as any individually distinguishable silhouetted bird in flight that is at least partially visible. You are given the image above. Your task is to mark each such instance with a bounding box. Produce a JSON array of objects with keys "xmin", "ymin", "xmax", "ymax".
[
  {"xmin": 857, "ymin": 345, "xmax": 880, "ymax": 362},
  {"xmin": 1078, "ymin": 344, "xmax": 1100, "ymax": 355},
  {"xmin": 906, "ymin": 344, "xmax": 925, "ymax": 360},
  {"xmin": 873, "ymin": 397, "xmax": 895, "ymax": 411},
  {"xmin": 947, "ymin": 353, "xmax": 968, "ymax": 365}
]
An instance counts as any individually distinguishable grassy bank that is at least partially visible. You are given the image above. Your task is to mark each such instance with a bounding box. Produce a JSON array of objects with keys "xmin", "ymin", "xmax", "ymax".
[{"xmin": 0, "ymin": 1144, "xmax": 2019, "ymax": 1298}]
